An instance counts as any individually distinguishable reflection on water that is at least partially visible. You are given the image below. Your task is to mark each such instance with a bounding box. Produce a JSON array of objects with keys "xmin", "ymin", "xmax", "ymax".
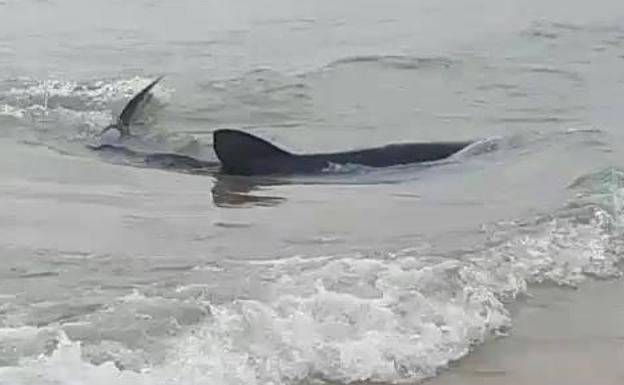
[
  {"xmin": 90, "ymin": 143, "xmax": 289, "ymax": 207},
  {"xmin": 211, "ymin": 173, "xmax": 287, "ymax": 208}
]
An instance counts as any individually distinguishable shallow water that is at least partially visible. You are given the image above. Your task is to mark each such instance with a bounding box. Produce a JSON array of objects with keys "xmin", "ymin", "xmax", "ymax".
[{"xmin": 2, "ymin": 0, "xmax": 624, "ymax": 384}]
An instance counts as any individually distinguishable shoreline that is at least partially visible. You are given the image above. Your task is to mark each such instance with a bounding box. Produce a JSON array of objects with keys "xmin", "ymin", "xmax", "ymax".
[{"xmin": 427, "ymin": 278, "xmax": 624, "ymax": 385}]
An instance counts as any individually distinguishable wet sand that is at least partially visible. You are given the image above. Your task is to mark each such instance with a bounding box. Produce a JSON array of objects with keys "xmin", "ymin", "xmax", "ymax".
[{"xmin": 429, "ymin": 279, "xmax": 624, "ymax": 385}]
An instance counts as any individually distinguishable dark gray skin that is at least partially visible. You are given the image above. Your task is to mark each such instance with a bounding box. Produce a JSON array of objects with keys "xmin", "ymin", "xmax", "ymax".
[
  {"xmin": 99, "ymin": 75, "xmax": 165, "ymax": 138},
  {"xmin": 213, "ymin": 129, "xmax": 473, "ymax": 176},
  {"xmin": 90, "ymin": 76, "xmax": 474, "ymax": 176},
  {"xmin": 88, "ymin": 143, "xmax": 220, "ymax": 174}
]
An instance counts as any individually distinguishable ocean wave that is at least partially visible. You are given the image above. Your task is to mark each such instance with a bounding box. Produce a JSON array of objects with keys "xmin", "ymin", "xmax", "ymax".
[
  {"xmin": 0, "ymin": 76, "xmax": 171, "ymax": 134},
  {"xmin": 324, "ymin": 55, "xmax": 455, "ymax": 71},
  {"xmin": 1, "ymin": 167, "xmax": 623, "ymax": 384},
  {"xmin": 3, "ymin": 76, "xmax": 170, "ymax": 106}
]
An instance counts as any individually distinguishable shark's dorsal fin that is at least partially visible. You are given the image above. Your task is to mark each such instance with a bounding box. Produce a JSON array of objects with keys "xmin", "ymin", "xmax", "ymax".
[{"xmin": 213, "ymin": 129, "xmax": 295, "ymax": 175}]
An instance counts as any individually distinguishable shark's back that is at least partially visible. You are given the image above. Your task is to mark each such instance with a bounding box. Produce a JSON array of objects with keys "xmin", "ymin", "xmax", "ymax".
[
  {"xmin": 315, "ymin": 141, "xmax": 471, "ymax": 167},
  {"xmin": 213, "ymin": 129, "xmax": 472, "ymax": 176}
]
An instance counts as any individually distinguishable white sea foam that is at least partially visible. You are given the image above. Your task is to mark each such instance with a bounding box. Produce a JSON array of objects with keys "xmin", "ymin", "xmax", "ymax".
[
  {"xmin": 0, "ymin": 76, "xmax": 171, "ymax": 136},
  {"xmin": 1, "ymin": 177, "xmax": 622, "ymax": 385}
]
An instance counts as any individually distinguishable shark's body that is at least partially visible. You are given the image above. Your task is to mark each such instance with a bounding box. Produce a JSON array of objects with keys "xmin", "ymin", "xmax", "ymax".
[
  {"xmin": 91, "ymin": 76, "xmax": 473, "ymax": 176},
  {"xmin": 212, "ymin": 129, "xmax": 471, "ymax": 175}
]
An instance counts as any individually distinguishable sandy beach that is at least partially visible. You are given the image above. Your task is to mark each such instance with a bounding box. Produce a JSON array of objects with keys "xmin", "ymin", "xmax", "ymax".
[{"xmin": 429, "ymin": 279, "xmax": 624, "ymax": 385}]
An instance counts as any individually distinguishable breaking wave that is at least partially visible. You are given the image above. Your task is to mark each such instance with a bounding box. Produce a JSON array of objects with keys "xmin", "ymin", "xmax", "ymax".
[{"xmin": 1, "ymin": 167, "xmax": 623, "ymax": 385}]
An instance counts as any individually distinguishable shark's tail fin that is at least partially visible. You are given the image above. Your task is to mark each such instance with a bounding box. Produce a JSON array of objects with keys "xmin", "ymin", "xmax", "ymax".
[
  {"xmin": 100, "ymin": 75, "xmax": 164, "ymax": 138},
  {"xmin": 213, "ymin": 129, "xmax": 295, "ymax": 175},
  {"xmin": 99, "ymin": 123, "xmax": 127, "ymax": 137}
]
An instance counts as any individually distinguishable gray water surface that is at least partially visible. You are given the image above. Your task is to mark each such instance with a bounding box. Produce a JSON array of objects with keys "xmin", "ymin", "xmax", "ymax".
[{"xmin": 2, "ymin": 1, "xmax": 624, "ymax": 384}]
